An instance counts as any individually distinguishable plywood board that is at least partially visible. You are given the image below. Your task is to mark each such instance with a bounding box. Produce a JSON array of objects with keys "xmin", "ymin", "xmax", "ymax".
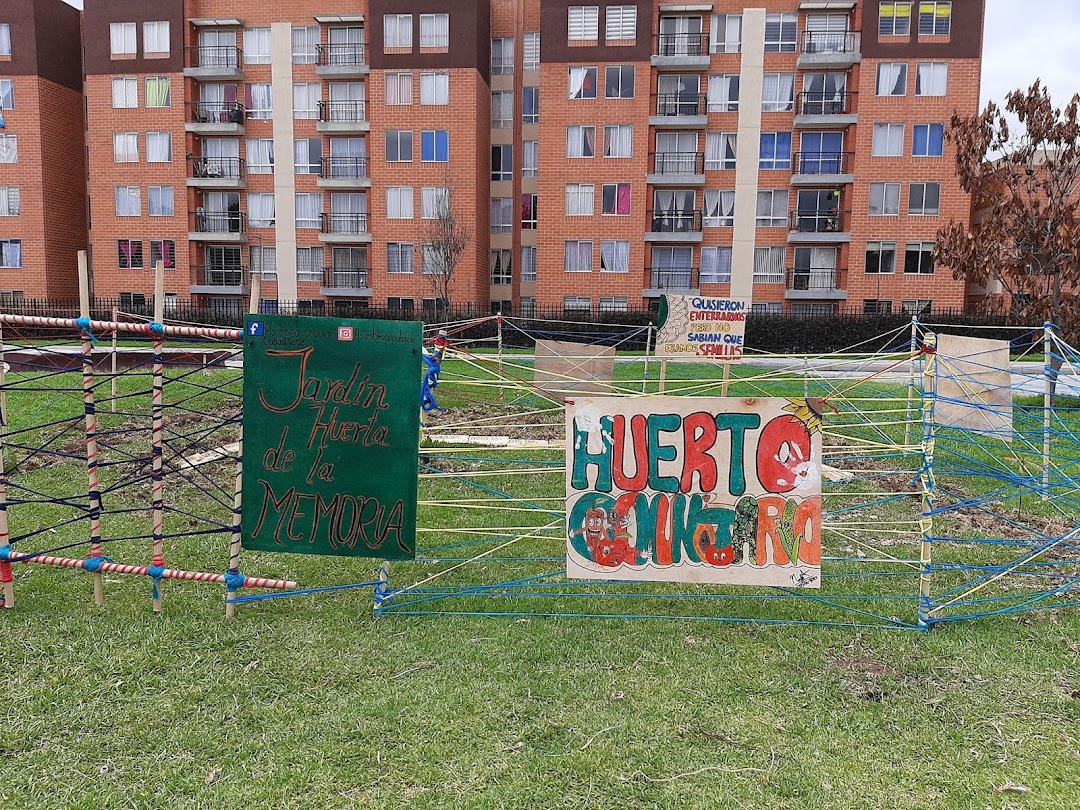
[
  {"xmin": 936, "ymin": 333, "xmax": 1013, "ymax": 441},
  {"xmin": 534, "ymin": 338, "xmax": 615, "ymax": 396}
]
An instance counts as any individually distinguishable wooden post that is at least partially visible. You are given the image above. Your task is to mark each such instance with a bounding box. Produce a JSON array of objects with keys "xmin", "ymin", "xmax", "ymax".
[
  {"xmin": 497, "ymin": 314, "xmax": 504, "ymax": 405},
  {"xmin": 917, "ymin": 332, "xmax": 937, "ymax": 629},
  {"xmin": 1043, "ymin": 321, "xmax": 1054, "ymax": 498},
  {"xmin": 0, "ymin": 320, "xmax": 13, "ymax": 609},
  {"xmin": 904, "ymin": 315, "xmax": 919, "ymax": 449},
  {"xmin": 642, "ymin": 322, "xmax": 653, "ymax": 394},
  {"xmin": 78, "ymin": 251, "xmax": 105, "ymax": 606},
  {"xmin": 110, "ymin": 307, "xmax": 118, "ymax": 413},
  {"xmin": 658, "ymin": 359, "xmax": 668, "ymax": 393},
  {"xmin": 149, "ymin": 262, "xmax": 166, "ymax": 612},
  {"xmin": 721, "ymin": 362, "xmax": 731, "ymax": 397}
]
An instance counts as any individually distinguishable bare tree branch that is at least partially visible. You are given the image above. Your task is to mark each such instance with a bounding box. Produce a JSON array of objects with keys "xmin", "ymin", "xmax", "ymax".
[{"xmin": 422, "ymin": 174, "xmax": 471, "ymax": 313}]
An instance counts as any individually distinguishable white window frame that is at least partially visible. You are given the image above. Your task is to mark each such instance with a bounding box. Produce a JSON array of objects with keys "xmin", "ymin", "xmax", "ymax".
[
  {"xmin": 565, "ymin": 183, "xmax": 595, "ymax": 216},
  {"xmin": 756, "ymin": 189, "xmax": 788, "ymax": 227},
  {"xmin": 909, "ymin": 182, "xmax": 941, "ymax": 215},
  {"xmin": 112, "ymin": 77, "xmax": 138, "ymax": 108},
  {"xmin": 568, "ymin": 6, "xmax": 600, "ymax": 41},
  {"xmin": 421, "ymin": 186, "xmax": 449, "ymax": 219},
  {"xmin": 113, "ymin": 132, "xmax": 138, "ymax": 163},
  {"xmin": 600, "ymin": 240, "xmax": 629, "ymax": 273},
  {"xmin": 0, "ymin": 24, "xmax": 10, "ymax": 58},
  {"xmin": 604, "ymin": 125, "xmax": 632, "ymax": 158},
  {"xmin": 710, "ymin": 14, "xmax": 742, "ymax": 53},
  {"xmin": 708, "ymin": 74, "xmax": 739, "ymax": 112},
  {"xmin": 915, "ymin": 62, "xmax": 948, "ymax": 96},
  {"xmin": 0, "ymin": 134, "xmax": 16, "ymax": 164},
  {"xmin": 384, "ymin": 14, "xmax": 413, "ymax": 50},
  {"xmin": 387, "ymin": 243, "xmax": 415, "ymax": 274},
  {"xmin": 601, "ymin": 183, "xmax": 632, "ymax": 216},
  {"xmin": 147, "ymin": 185, "xmax": 174, "ymax": 217},
  {"xmin": 876, "ymin": 63, "xmax": 907, "ymax": 96},
  {"xmin": 569, "ymin": 66, "xmax": 597, "ymax": 99},
  {"xmin": 753, "ymin": 246, "xmax": 786, "ymax": 284},
  {"xmin": 523, "ymin": 141, "xmax": 539, "ymax": 177},
  {"xmin": 419, "ymin": 14, "xmax": 449, "ymax": 49},
  {"xmin": 879, "ymin": 2, "xmax": 913, "ymax": 36},
  {"xmin": 115, "ymin": 185, "xmax": 142, "ymax": 217},
  {"xmin": 761, "ymin": 73, "xmax": 795, "ymax": 112},
  {"xmin": 293, "ymin": 83, "xmax": 321, "ymax": 119},
  {"xmin": 490, "ymin": 197, "xmax": 513, "ymax": 233},
  {"xmin": 143, "ymin": 21, "xmax": 170, "ymax": 55},
  {"xmin": 244, "ymin": 28, "xmax": 271, "ymax": 64},
  {"xmin": 146, "ymin": 131, "xmax": 172, "ymax": 163},
  {"xmin": 385, "ymin": 72, "xmax": 413, "ymax": 105},
  {"xmin": 523, "ymin": 32, "xmax": 540, "ymax": 70},
  {"xmin": 386, "ymin": 186, "xmax": 414, "ymax": 220},
  {"xmin": 567, "ymin": 125, "xmax": 596, "ymax": 158},
  {"xmin": 564, "ymin": 241, "xmax": 593, "ymax": 273},
  {"xmin": 292, "ymin": 26, "xmax": 319, "ymax": 64},
  {"xmin": 0, "ymin": 187, "xmax": 20, "ymax": 217},
  {"xmin": 705, "ymin": 132, "xmax": 737, "ymax": 170},
  {"xmin": 872, "ymin": 123, "xmax": 904, "ymax": 157},
  {"xmin": 869, "ymin": 182, "xmax": 901, "ymax": 216},
  {"xmin": 110, "ymin": 22, "xmax": 136, "ymax": 56},
  {"xmin": 763, "ymin": 13, "xmax": 797, "ymax": 52},
  {"xmin": 701, "ymin": 246, "xmax": 733, "ymax": 283},
  {"xmin": 918, "ymin": 2, "xmax": 952, "ymax": 36},
  {"xmin": 420, "ymin": 72, "xmax": 449, "ymax": 105},
  {"xmin": 605, "ymin": 6, "xmax": 637, "ymax": 41},
  {"xmin": 865, "ymin": 241, "xmax": 897, "ymax": 274}
]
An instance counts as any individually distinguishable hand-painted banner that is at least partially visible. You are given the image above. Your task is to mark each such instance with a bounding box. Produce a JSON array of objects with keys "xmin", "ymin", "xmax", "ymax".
[
  {"xmin": 655, "ymin": 294, "xmax": 748, "ymax": 361},
  {"xmin": 241, "ymin": 314, "xmax": 422, "ymax": 560},
  {"xmin": 566, "ymin": 397, "xmax": 822, "ymax": 588}
]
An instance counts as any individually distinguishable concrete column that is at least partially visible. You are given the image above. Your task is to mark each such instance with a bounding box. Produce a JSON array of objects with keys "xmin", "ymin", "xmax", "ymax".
[
  {"xmin": 270, "ymin": 22, "xmax": 298, "ymax": 301},
  {"xmin": 730, "ymin": 8, "xmax": 766, "ymax": 302}
]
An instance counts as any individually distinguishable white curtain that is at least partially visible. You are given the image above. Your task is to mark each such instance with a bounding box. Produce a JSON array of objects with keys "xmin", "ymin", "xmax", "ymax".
[
  {"xmin": 917, "ymin": 63, "xmax": 947, "ymax": 96},
  {"xmin": 115, "ymin": 186, "xmax": 141, "ymax": 216},
  {"xmin": 294, "ymin": 193, "xmax": 323, "ymax": 228},
  {"xmin": 247, "ymin": 84, "xmax": 272, "ymax": 118},
  {"xmin": 244, "ymin": 28, "xmax": 271, "ymax": 64},
  {"xmin": 569, "ymin": 67, "xmax": 591, "ymax": 99},
  {"xmin": 754, "ymin": 247, "xmax": 786, "ymax": 283},
  {"xmin": 421, "ymin": 73, "xmax": 448, "ymax": 104},
  {"xmin": 0, "ymin": 187, "xmax": 19, "ymax": 216},
  {"xmin": 110, "ymin": 23, "xmax": 136, "ymax": 54},
  {"xmin": 704, "ymin": 190, "xmax": 735, "ymax": 226},
  {"xmin": 421, "ymin": 186, "xmax": 448, "ymax": 218},
  {"xmin": 523, "ymin": 141, "xmax": 538, "ymax": 176},
  {"xmin": 293, "ymin": 83, "xmax": 320, "ymax": 119},
  {"xmin": 522, "ymin": 32, "xmax": 539, "ymax": 69},
  {"xmin": 112, "ymin": 79, "xmax": 137, "ymax": 108},
  {"xmin": 0, "ymin": 25, "xmax": 11, "ymax": 57},
  {"xmin": 114, "ymin": 132, "xmax": 137, "ymax": 162},
  {"xmin": 701, "ymin": 247, "xmax": 732, "ymax": 283},
  {"xmin": 567, "ymin": 126, "xmax": 595, "ymax": 158},
  {"xmin": 148, "ymin": 185, "xmax": 173, "ymax": 216},
  {"xmin": 147, "ymin": 132, "xmax": 171, "ymax": 162},
  {"xmin": 490, "ymin": 197, "xmax": 512, "ymax": 232},
  {"xmin": 420, "ymin": 14, "xmax": 448, "ymax": 47},
  {"xmin": 292, "ymin": 26, "xmax": 318, "ymax": 63},
  {"xmin": 384, "ymin": 15, "xmax": 413, "ymax": 49},
  {"xmin": 385, "ymin": 73, "xmax": 413, "ymax": 105},
  {"xmin": 0, "ymin": 80, "xmax": 13, "ymax": 110},
  {"xmin": 565, "ymin": 184, "xmax": 594, "ymax": 216},
  {"xmin": 143, "ymin": 21, "xmax": 170, "ymax": 53},
  {"xmin": 0, "ymin": 240, "xmax": 21, "ymax": 268},
  {"xmin": 388, "ymin": 244, "xmax": 414, "ymax": 274},
  {"xmin": 877, "ymin": 63, "xmax": 906, "ymax": 96},
  {"xmin": 708, "ymin": 75, "xmax": 738, "ymax": 112},
  {"xmin": 711, "ymin": 14, "xmax": 741, "ymax": 53},
  {"xmin": 386, "ymin": 187, "xmax": 414, "ymax": 219},
  {"xmin": 200, "ymin": 83, "xmax": 226, "ymax": 119},
  {"xmin": 600, "ymin": 240, "xmax": 629, "ymax": 273},
  {"xmin": 249, "ymin": 193, "xmax": 275, "ymax": 227},
  {"xmin": 762, "ymin": 73, "xmax": 794, "ymax": 111},
  {"xmin": 296, "ymin": 247, "xmax": 324, "ymax": 280},
  {"xmin": 604, "ymin": 125, "xmax": 632, "ymax": 157},
  {"xmin": 705, "ymin": 132, "xmax": 736, "ymax": 170},
  {"xmin": 246, "ymin": 139, "xmax": 274, "ymax": 173},
  {"xmin": 563, "ymin": 241, "xmax": 592, "ymax": 272},
  {"xmin": 491, "ymin": 92, "xmax": 513, "ymax": 127},
  {"xmin": 520, "ymin": 246, "xmax": 537, "ymax": 280}
]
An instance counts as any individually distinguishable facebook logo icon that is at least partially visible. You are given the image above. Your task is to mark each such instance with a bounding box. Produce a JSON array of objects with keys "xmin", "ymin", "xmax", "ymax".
[{"xmin": 248, "ymin": 321, "xmax": 264, "ymax": 336}]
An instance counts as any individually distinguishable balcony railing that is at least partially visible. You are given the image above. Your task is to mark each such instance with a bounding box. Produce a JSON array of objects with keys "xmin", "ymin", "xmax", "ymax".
[
  {"xmin": 187, "ymin": 45, "xmax": 242, "ymax": 69},
  {"xmin": 651, "ymin": 152, "xmax": 705, "ymax": 174},
  {"xmin": 800, "ymin": 30, "xmax": 860, "ymax": 55},
  {"xmin": 318, "ymin": 100, "xmax": 367, "ymax": 123},
  {"xmin": 648, "ymin": 209, "xmax": 703, "ymax": 233},
  {"xmin": 192, "ymin": 211, "xmax": 245, "ymax": 234},
  {"xmin": 649, "ymin": 268, "xmax": 700, "ymax": 288},
  {"xmin": 193, "ymin": 264, "xmax": 246, "ymax": 288},
  {"xmin": 797, "ymin": 90, "xmax": 855, "ymax": 116},
  {"xmin": 189, "ymin": 101, "xmax": 246, "ymax": 125},
  {"xmin": 320, "ymin": 212, "xmax": 369, "ymax": 234},
  {"xmin": 316, "ymin": 42, "xmax": 367, "ymax": 67},
  {"xmin": 324, "ymin": 267, "xmax": 370, "ymax": 289},
  {"xmin": 791, "ymin": 151, "xmax": 854, "ymax": 175},
  {"xmin": 653, "ymin": 93, "xmax": 707, "ymax": 117},
  {"xmin": 787, "ymin": 267, "xmax": 842, "ymax": 291},
  {"xmin": 320, "ymin": 156, "xmax": 368, "ymax": 179},
  {"xmin": 191, "ymin": 156, "xmax": 245, "ymax": 179},
  {"xmin": 789, "ymin": 209, "xmax": 850, "ymax": 233},
  {"xmin": 654, "ymin": 32, "xmax": 707, "ymax": 56}
]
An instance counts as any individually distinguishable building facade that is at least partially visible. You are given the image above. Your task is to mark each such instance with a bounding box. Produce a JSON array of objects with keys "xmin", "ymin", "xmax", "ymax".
[{"xmin": 23, "ymin": 1, "xmax": 986, "ymax": 315}]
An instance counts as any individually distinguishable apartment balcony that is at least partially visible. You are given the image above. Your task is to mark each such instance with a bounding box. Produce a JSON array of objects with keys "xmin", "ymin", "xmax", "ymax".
[
  {"xmin": 797, "ymin": 30, "xmax": 861, "ymax": 69},
  {"xmin": 319, "ymin": 212, "xmax": 371, "ymax": 243},
  {"xmin": 316, "ymin": 100, "xmax": 369, "ymax": 133},
  {"xmin": 190, "ymin": 264, "xmax": 248, "ymax": 296},
  {"xmin": 647, "ymin": 152, "xmax": 705, "ymax": 186},
  {"xmin": 794, "ymin": 91, "xmax": 858, "ymax": 128},
  {"xmin": 787, "ymin": 210, "xmax": 851, "ymax": 244},
  {"xmin": 185, "ymin": 101, "xmax": 246, "ymax": 135},
  {"xmin": 651, "ymin": 33, "xmax": 710, "ymax": 69},
  {"xmin": 650, "ymin": 94, "xmax": 708, "ymax": 128},
  {"xmin": 645, "ymin": 210, "xmax": 703, "ymax": 242},
  {"xmin": 187, "ymin": 156, "xmax": 245, "ymax": 189},
  {"xmin": 317, "ymin": 157, "xmax": 370, "ymax": 189},
  {"xmin": 786, "ymin": 268, "xmax": 848, "ymax": 300},
  {"xmin": 315, "ymin": 43, "xmax": 369, "ymax": 77},
  {"xmin": 184, "ymin": 46, "xmax": 243, "ymax": 80},
  {"xmin": 791, "ymin": 151, "xmax": 855, "ymax": 185},
  {"xmin": 320, "ymin": 266, "xmax": 373, "ymax": 297},
  {"xmin": 644, "ymin": 268, "xmax": 700, "ymax": 298},
  {"xmin": 189, "ymin": 211, "xmax": 246, "ymax": 242}
]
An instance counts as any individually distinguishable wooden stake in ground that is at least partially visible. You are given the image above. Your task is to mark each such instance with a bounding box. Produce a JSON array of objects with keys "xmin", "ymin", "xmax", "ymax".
[
  {"xmin": 78, "ymin": 251, "xmax": 105, "ymax": 607},
  {"xmin": 149, "ymin": 262, "xmax": 166, "ymax": 612},
  {"xmin": 0, "ymin": 320, "xmax": 13, "ymax": 609},
  {"xmin": 658, "ymin": 359, "xmax": 668, "ymax": 393},
  {"xmin": 110, "ymin": 307, "xmax": 118, "ymax": 413},
  {"xmin": 721, "ymin": 362, "xmax": 731, "ymax": 397}
]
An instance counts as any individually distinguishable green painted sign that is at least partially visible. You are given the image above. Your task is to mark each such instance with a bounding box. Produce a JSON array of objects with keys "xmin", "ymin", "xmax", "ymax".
[{"xmin": 241, "ymin": 314, "xmax": 422, "ymax": 560}]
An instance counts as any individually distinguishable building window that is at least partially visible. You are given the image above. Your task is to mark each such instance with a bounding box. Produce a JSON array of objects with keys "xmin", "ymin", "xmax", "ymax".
[
  {"xmin": 0, "ymin": 289, "xmax": 22, "ymax": 307},
  {"xmin": 421, "ymin": 186, "xmax": 448, "ymax": 219},
  {"xmin": 293, "ymin": 83, "xmax": 320, "ymax": 119},
  {"xmin": 711, "ymin": 14, "xmax": 742, "ymax": 53},
  {"xmin": 762, "ymin": 74, "xmax": 795, "ymax": 112},
  {"xmin": 756, "ymin": 190, "xmax": 788, "ymax": 227},
  {"xmin": 569, "ymin": 66, "xmax": 597, "ymax": 99},
  {"xmin": 701, "ymin": 246, "xmax": 733, "ymax": 283},
  {"xmin": 292, "ymin": 26, "xmax": 319, "ymax": 63},
  {"xmin": 0, "ymin": 25, "xmax": 10, "ymax": 57},
  {"xmin": 605, "ymin": 65, "xmax": 635, "ymax": 99},
  {"xmin": 247, "ymin": 138, "xmax": 274, "ymax": 173},
  {"xmin": 420, "ymin": 130, "xmax": 449, "ymax": 162},
  {"xmin": 420, "ymin": 72, "xmax": 448, "ymax": 105},
  {"xmin": 244, "ymin": 28, "xmax": 271, "ymax": 64},
  {"xmin": 865, "ymin": 241, "xmax": 897, "ymax": 273},
  {"xmin": 112, "ymin": 78, "xmax": 137, "ymax": 108},
  {"xmin": 764, "ymin": 13, "xmax": 797, "ymax": 52},
  {"xmin": 567, "ymin": 125, "xmax": 596, "ymax": 158},
  {"xmin": 491, "ymin": 91, "xmax": 513, "ymax": 128},
  {"xmin": 919, "ymin": 2, "xmax": 952, "ymax": 35},
  {"xmin": 492, "ymin": 38, "xmax": 514, "ymax": 74},
  {"xmin": 113, "ymin": 132, "xmax": 138, "ymax": 163},
  {"xmin": 705, "ymin": 132, "xmax": 737, "ymax": 170},
  {"xmin": 295, "ymin": 246, "xmax": 324, "ymax": 282},
  {"xmin": 244, "ymin": 83, "xmax": 272, "ymax": 118},
  {"xmin": 150, "ymin": 240, "xmax": 176, "ymax": 269},
  {"xmin": 248, "ymin": 192, "xmax": 275, "ymax": 227},
  {"xmin": 491, "ymin": 145, "xmax": 513, "ymax": 181},
  {"xmin": 564, "ymin": 241, "xmax": 593, "ymax": 272},
  {"xmin": 388, "ymin": 243, "xmax": 415, "ymax": 274},
  {"xmin": 0, "ymin": 134, "xmax": 16, "ymax": 163},
  {"xmin": 606, "ymin": 6, "xmax": 637, "ymax": 41},
  {"xmin": 909, "ymin": 182, "xmax": 941, "ymax": 215},
  {"xmin": 388, "ymin": 297, "xmax": 414, "ymax": 313},
  {"xmin": 523, "ymin": 141, "xmax": 538, "ymax": 176},
  {"xmin": 708, "ymin": 75, "xmax": 739, "ymax": 112},
  {"xmin": 250, "ymin": 245, "xmax": 277, "ymax": 279},
  {"xmin": 565, "ymin": 184, "xmax": 595, "ymax": 216},
  {"xmin": 491, "ymin": 249, "xmax": 512, "ymax": 284},
  {"xmin": 912, "ymin": 124, "xmax": 944, "ymax": 157},
  {"xmin": 117, "ymin": 239, "xmax": 143, "ymax": 269},
  {"xmin": 385, "ymin": 72, "xmax": 413, "ymax": 105},
  {"xmin": 145, "ymin": 77, "xmax": 171, "ymax": 108},
  {"xmin": 523, "ymin": 87, "xmax": 539, "ymax": 123},
  {"xmin": 602, "ymin": 183, "xmax": 631, "ymax": 216},
  {"xmin": 385, "ymin": 130, "xmax": 413, "ymax": 162},
  {"xmin": 877, "ymin": 63, "xmax": 907, "ymax": 96},
  {"xmin": 294, "ymin": 193, "xmax": 323, "ymax": 229},
  {"xmin": 872, "ymin": 123, "xmax": 904, "ymax": 156},
  {"xmin": 568, "ymin": 6, "xmax": 600, "ymax": 41},
  {"xmin": 386, "ymin": 186, "xmax": 414, "ymax": 219},
  {"xmin": 110, "ymin": 22, "xmax": 136, "ymax": 56},
  {"xmin": 916, "ymin": 62, "xmax": 948, "ymax": 96},
  {"xmin": 754, "ymin": 246, "xmax": 786, "ymax": 284},
  {"xmin": 564, "ymin": 296, "xmax": 592, "ymax": 312},
  {"xmin": 864, "ymin": 299, "xmax": 894, "ymax": 314},
  {"xmin": 704, "ymin": 190, "xmax": 735, "ymax": 226},
  {"xmin": 148, "ymin": 185, "xmax": 174, "ymax": 217},
  {"xmin": 523, "ymin": 32, "xmax": 540, "ymax": 70},
  {"xmin": 600, "ymin": 296, "xmax": 628, "ymax": 313},
  {"xmin": 384, "ymin": 14, "xmax": 413, "ymax": 50},
  {"xmin": 879, "ymin": 2, "xmax": 912, "ymax": 36},
  {"xmin": 143, "ymin": 21, "xmax": 170, "ymax": 55},
  {"xmin": 489, "ymin": 198, "xmax": 512, "ymax": 233},
  {"xmin": 902, "ymin": 299, "xmax": 933, "ymax": 314},
  {"xmin": 0, "ymin": 79, "xmax": 13, "ymax": 110},
  {"xmin": 869, "ymin": 182, "xmax": 901, "ymax": 215},
  {"xmin": 119, "ymin": 292, "xmax": 147, "ymax": 309},
  {"xmin": 604, "ymin": 125, "xmax": 632, "ymax": 158},
  {"xmin": 905, "ymin": 242, "xmax": 935, "ymax": 274},
  {"xmin": 759, "ymin": 132, "xmax": 791, "ymax": 170},
  {"xmin": 419, "ymin": 14, "xmax": 449, "ymax": 49},
  {"xmin": 0, "ymin": 187, "xmax": 19, "ymax": 216},
  {"xmin": 599, "ymin": 240, "xmax": 629, "ymax": 273},
  {"xmin": 294, "ymin": 138, "xmax": 322, "ymax": 173},
  {"xmin": 521, "ymin": 246, "xmax": 537, "ymax": 281},
  {"xmin": 752, "ymin": 303, "xmax": 783, "ymax": 314},
  {"xmin": 115, "ymin": 186, "xmax": 141, "ymax": 217},
  {"xmin": 521, "ymin": 194, "xmax": 538, "ymax": 229},
  {"xmin": 146, "ymin": 132, "xmax": 171, "ymax": 162},
  {"xmin": 0, "ymin": 239, "xmax": 20, "ymax": 270}
]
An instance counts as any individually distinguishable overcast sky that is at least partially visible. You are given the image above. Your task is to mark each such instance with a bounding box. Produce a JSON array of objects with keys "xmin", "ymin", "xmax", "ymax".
[{"xmin": 59, "ymin": 0, "xmax": 1080, "ymax": 110}]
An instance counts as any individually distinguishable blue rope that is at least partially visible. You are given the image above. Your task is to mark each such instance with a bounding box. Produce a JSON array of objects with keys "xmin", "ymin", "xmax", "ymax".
[
  {"xmin": 74, "ymin": 316, "xmax": 98, "ymax": 344},
  {"xmin": 83, "ymin": 555, "xmax": 113, "ymax": 573},
  {"xmin": 226, "ymin": 580, "xmax": 381, "ymax": 604},
  {"xmin": 147, "ymin": 565, "xmax": 166, "ymax": 599},
  {"xmin": 147, "ymin": 322, "xmax": 165, "ymax": 337},
  {"xmin": 223, "ymin": 568, "xmax": 246, "ymax": 592}
]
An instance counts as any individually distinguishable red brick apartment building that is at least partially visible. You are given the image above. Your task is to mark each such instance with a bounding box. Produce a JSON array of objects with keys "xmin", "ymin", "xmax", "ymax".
[
  {"xmin": 17, "ymin": 1, "xmax": 986, "ymax": 316},
  {"xmin": 0, "ymin": 0, "xmax": 87, "ymax": 303}
]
